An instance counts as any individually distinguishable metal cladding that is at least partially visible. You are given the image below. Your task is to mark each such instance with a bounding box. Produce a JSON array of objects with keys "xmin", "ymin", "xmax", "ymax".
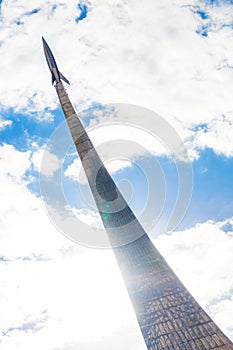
[
  {"xmin": 42, "ymin": 37, "xmax": 70, "ymax": 85},
  {"xmin": 43, "ymin": 40, "xmax": 233, "ymax": 349}
]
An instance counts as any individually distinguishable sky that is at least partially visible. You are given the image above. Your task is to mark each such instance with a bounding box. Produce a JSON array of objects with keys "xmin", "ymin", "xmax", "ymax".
[{"xmin": 0, "ymin": 0, "xmax": 233, "ymax": 349}]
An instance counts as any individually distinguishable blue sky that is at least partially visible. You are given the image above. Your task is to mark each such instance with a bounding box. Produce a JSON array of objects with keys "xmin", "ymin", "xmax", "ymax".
[
  {"xmin": 2, "ymin": 106, "xmax": 232, "ymax": 231},
  {"xmin": 0, "ymin": 0, "xmax": 233, "ymax": 349}
]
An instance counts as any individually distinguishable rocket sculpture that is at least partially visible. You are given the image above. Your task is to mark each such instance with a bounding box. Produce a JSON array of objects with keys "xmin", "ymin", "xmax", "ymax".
[{"xmin": 42, "ymin": 37, "xmax": 233, "ymax": 350}]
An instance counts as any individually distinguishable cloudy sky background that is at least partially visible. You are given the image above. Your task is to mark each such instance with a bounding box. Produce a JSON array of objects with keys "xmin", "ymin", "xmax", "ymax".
[{"xmin": 1, "ymin": 0, "xmax": 233, "ymax": 349}]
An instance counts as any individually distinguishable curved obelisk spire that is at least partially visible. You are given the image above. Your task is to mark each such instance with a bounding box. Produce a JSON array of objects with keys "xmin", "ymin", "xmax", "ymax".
[{"xmin": 42, "ymin": 37, "xmax": 233, "ymax": 349}]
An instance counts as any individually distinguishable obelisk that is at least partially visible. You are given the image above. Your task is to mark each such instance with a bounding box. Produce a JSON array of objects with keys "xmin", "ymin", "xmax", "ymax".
[{"xmin": 43, "ymin": 37, "xmax": 233, "ymax": 349}]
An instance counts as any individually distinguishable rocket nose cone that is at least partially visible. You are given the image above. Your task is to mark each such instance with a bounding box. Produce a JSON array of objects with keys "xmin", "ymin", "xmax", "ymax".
[
  {"xmin": 42, "ymin": 37, "xmax": 48, "ymax": 48},
  {"xmin": 42, "ymin": 38, "xmax": 47, "ymax": 49}
]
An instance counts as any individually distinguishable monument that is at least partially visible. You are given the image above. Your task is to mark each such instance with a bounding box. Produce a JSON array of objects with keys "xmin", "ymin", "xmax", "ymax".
[{"xmin": 42, "ymin": 37, "xmax": 233, "ymax": 349}]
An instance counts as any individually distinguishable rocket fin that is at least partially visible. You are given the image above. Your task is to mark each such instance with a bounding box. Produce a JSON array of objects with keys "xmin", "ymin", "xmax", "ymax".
[{"xmin": 59, "ymin": 71, "xmax": 70, "ymax": 85}]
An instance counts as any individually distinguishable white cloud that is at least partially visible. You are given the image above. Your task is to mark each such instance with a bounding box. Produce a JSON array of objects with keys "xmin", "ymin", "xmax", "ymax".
[
  {"xmin": 191, "ymin": 0, "xmax": 233, "ymax": 36},
  {"xmin": 64, "ymin": 158, "xmax": 87, "ymax": 184},
  {"xmin": 155, "ymin": 217, "xmax": 233, "ymax": 340},
  {"xmin": 0, "ymin": 143, "xmax": 233, "ymax": 347},
  {"xmin": 0, "ymin": 145, "xmax": 67, "ymax": 260},
  {"xmin": 65, "ymin": 154, "xmax": 132, "ymax": 184},
  {"xmin": 1, "ymin": 172, "xmax": 233, "ymax": 348},
  {"xmin": 0, "ymin": 143, "xmax": 31, "ymax": 181},
  {"xmin": 106, "ymin": 159, "xmax": 132, "ymax": 173},
  {"xmin": 193, "ymin": 114, "xmax": 233, "ymax": 157},
  {"xmin": 0, "ymin": 177, "xmax": 66, "ymax": 259},
  {"xmin": 43, "ymin": 111, "xmax": 54, "ymax": 122},
  {"xmin": 32, "ymin": 147, "xmax": 60, "ymax": 177},
  {"xmin": 0, "ymin": 143, "xmax": 143, "ymax": 349},
  {"xmin": 0, "ymin": 0, "xmax": 233, "ymax": 156},
  {"xmin": 66, "ymin": 206, "xmax": 102, "ymax": 228},
  {"xmin": 1, "ymin": 1, "xmax": 233, "ymax": 348},
  {"xmin": 54, "ymin": 327, "xmax": 146, "ymax": 350},
  {"xmin": 0, "ymin": 118, "xmax": 12, "ymax": 130}
]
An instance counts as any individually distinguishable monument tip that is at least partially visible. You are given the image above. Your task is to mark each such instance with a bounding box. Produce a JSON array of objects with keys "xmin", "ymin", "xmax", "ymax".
[{"xmin": 42, "ymin": 36, "xmax": 70, "ymax": 86}]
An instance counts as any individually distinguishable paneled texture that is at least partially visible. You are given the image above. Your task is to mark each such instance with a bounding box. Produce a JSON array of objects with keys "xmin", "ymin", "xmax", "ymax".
[
  {"xmin": 115, "ymin": 235, "xmax": 233, "ymax": 349},
  {"xmin": 55, "ymin": 81, "xmax": 233, "ymax": 349}
]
